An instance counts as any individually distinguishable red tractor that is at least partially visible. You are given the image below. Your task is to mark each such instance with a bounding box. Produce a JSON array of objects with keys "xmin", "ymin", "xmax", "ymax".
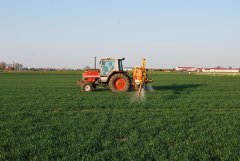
[{"xmin": 77, "ymin": 58, "xmax": 152, "ymax": 93}]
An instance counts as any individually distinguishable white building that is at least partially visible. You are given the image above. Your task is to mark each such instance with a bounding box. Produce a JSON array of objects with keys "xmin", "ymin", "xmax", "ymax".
[
  {"xmin": 124, "ymin": 67, "xmax": 133, "ymax": 71},
  {"xmin": 202, "ymin": 68, "xmax": 239, "ymax": 73},
  {"xmin": 175, "ymin": 67, "xmax": 195, "ymax": 71}
]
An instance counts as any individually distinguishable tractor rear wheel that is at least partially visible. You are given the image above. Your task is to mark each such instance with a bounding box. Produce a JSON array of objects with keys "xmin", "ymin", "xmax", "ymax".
[
  {"xmin": 109, "ymin": 73, "xmax": 130, "ymax": 92},
  {"xmin": 81, "ymin": 82, "xmax": 94, "ymax": 92}
]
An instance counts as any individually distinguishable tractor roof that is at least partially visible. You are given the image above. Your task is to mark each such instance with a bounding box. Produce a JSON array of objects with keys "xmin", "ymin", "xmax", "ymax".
[{"xmin": 101, "ymin": 57, "xmax": 125, "ymax": 61}]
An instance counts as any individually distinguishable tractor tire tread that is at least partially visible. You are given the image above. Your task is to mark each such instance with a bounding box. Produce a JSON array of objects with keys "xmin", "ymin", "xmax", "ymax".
[{"xmin": 108, "ymin": 73, "xmax": 131, "ymax": 92}]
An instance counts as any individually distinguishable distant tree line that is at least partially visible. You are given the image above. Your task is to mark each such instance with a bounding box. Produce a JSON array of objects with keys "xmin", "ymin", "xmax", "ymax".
[
  {"xmin": 14, "ymin": 63, "xmax": 23, "ymax": 70},
  {"xmin": 0, "ymin": 61, "xmax": 23, "ymax": 70}
]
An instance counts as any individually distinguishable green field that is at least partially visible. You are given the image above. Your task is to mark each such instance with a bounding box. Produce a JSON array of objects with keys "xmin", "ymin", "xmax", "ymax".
[{"xmin": 0, "ymin": 71, "xmax": 240, "ymax": 160}]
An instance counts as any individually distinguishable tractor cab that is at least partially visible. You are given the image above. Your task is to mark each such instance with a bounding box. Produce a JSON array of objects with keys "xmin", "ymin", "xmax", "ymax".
[{"xmin": 100, "ymin": 58, "xmax": 125, "ymax": 76}]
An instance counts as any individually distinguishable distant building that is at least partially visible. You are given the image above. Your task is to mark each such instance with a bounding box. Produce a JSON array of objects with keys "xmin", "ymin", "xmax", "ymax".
[
  {"xmin": 5, "ymin": 66, "xmax": 14, "ymax": 71},
  {"xmin": 202, "ymin": 68, "xmax": 239, "ymax": 73},
  {"xmin": 176, "ymin": 67, "xmax": 195, "ymax": 71},
  {"xmin": 176, "ymin": 66, "xmax": 240, "ymax": 73},
  {"xmin": 124, "ymin": 67, "xmax": 133, "ymax": 71}
]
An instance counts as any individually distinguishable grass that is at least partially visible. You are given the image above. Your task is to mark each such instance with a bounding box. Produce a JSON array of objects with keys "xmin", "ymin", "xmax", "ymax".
[{"xmin": 0, "ymin": 71, "xmax": 240, "ymax": 160}]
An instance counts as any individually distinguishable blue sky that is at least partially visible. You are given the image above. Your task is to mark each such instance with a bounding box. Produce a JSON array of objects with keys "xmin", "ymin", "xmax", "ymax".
[{"xmin": 0, "ymin": 0, "xmax": 240, "ymax": 68}]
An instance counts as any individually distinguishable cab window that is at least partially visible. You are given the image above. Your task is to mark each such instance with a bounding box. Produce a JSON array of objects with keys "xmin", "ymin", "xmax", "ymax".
[
  {"xmin": 101, "ymin": 60, "xmax": 115, "ymax": 76},
  {"xmin": 118, "ymin": 60, "xmax": 123, "ymax": 71}
]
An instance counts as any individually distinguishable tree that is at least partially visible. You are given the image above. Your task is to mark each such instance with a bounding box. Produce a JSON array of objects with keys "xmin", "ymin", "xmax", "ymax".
[
  {"xmin": 0, "ymin": 62, "xmax": 6, "ymax": 70},
  {"xmin": 83, "ymin": 66, "xmax": 91, "ymax": 70},
  {"xmin": 14, "ymin": 63, "xmax": 23, "ymax": 70}
]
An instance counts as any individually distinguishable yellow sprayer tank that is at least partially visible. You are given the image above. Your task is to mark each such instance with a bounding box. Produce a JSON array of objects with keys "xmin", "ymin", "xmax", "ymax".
[{"xmin": 132, "ymin": 58, "xmax": 150, "ymax": 90}]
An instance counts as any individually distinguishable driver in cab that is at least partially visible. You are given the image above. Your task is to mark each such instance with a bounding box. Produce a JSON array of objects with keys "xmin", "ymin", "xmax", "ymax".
[
  {"xmin": 107, "ymin": 62, "xmax": 114, "ymax": 73},
  {"xmin": 101, "ymin": 62, "xmax": 114, "ymax": 76}
]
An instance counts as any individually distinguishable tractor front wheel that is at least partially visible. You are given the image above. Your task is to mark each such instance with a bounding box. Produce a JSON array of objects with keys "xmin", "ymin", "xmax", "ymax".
[
  {"xmin": 109, "ymin": 73, "xmax": 130, "ymax": 92},
  {"xmin": 81, "ymin": 82, "xmax": 94, "ymax": 92}
]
